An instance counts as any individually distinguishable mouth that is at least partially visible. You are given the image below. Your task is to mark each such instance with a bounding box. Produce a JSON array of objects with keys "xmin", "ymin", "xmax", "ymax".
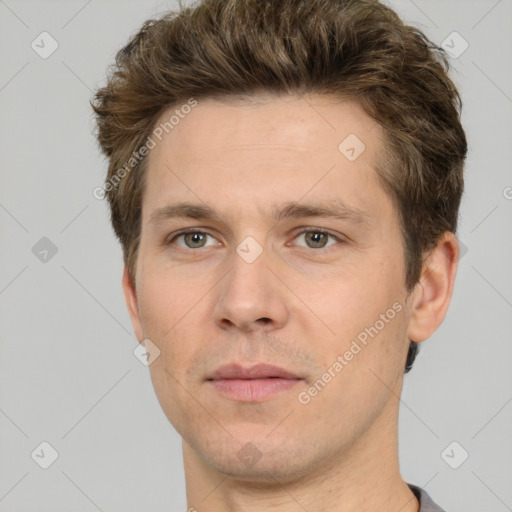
[{"xmin": 206, "ymin": 363, "xmax": 303, "ymax": 402}]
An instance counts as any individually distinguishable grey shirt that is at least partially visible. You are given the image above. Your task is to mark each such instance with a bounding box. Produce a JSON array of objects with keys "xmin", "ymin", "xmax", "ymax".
[{"xmin": 409, "ymin": 484, "xmax": 446, "ymax": 512}]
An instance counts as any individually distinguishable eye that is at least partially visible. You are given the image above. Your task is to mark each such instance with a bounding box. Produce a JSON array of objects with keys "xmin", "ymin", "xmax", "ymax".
[
  {"xmin": 170, "ymin": 231, "xmax": 219, "ymax": 249},
  {"xmin": 292, "ymin": 229, "xmax": 340, "ymax": 249}
]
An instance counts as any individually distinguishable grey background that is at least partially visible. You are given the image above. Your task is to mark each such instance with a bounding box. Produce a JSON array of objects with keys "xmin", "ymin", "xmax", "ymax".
[{"xmin": 0, "ymin": 0, "xmax": 511, "ymax": 510}]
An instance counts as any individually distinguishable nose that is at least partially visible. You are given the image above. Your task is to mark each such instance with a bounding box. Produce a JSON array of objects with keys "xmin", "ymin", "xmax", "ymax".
[{"xmin": 213, "ymin": 245, "xmax": 289, "ymax": 333}]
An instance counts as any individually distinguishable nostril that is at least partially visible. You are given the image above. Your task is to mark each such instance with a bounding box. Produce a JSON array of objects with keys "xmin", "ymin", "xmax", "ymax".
[{"xmin": 220, "ymin": 319, "xmax": 235, "ymax": 328}]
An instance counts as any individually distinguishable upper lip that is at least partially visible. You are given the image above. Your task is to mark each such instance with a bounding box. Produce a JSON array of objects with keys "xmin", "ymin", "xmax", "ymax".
[{"xmin": 207, "ymin": 363, "xmax": 302, "ymax": 380}]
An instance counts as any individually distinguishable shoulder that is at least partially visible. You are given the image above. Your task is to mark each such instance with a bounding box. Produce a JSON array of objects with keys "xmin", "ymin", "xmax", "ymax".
[{"xmin": 408, "ymin": 484, "xmax": 447, "ymax": 512}]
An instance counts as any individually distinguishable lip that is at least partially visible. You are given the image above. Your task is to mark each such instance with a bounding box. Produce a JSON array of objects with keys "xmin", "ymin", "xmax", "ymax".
[
  {"xmin": 208, "ymin": 363, "xmax": 301, "ymax": 380},
  {"xmin": 207, "ymin": 363, "xmax": 303, "ymax": 402}
]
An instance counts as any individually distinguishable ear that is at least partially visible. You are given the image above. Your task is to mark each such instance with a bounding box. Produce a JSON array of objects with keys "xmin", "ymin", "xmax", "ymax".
[
  {"xmin": 407, "ymin": 232, "xmax": 459, "ymax": 343},
  {"xmin": 122, "ymin": 265, "xmax": 144, "ymax": 343}
]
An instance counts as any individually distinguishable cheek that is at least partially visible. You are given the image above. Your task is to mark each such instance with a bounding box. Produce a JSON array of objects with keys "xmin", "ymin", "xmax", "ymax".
[
  {"xmin": 312, "ymin": 258, "xmax": 401, "ymax": 333},
  {"xmin": 305, "ymin": 298, "xmax": 408, "ymax": 431},
  {"xmin": 136, "ymin": 270, "xmax": 201, "ymax": 378},
  {"xmin": 137, "ymin": 260, "xmax": 201, "ymax": 335},
  {"xmin": 306, "ymin": 256, "xmax": 408, "ymax": 389},
  {"xmin": 137, "ymin": 275, "xmax": 202, "ymax": 426}
]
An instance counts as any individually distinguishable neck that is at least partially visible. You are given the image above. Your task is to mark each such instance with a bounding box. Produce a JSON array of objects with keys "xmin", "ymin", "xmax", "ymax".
[{"xmin": 183, "ymin": 391, "xmax": 418, "ymax": 512}]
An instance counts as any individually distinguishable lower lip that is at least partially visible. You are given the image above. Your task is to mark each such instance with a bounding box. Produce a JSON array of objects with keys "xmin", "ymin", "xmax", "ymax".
[{"xmin": 209, "ymin": 378, "xmax": 301, "ymax": 402}]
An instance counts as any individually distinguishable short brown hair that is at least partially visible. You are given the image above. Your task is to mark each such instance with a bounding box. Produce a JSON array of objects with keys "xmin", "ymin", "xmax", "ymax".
[{"xmin": 91, "ymin": 0, "xmax": 467, "ymax": 372}]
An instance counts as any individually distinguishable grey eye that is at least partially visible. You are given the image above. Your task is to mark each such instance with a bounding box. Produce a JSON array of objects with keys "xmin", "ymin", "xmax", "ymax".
[
  {"xmin": 183, "ymin": 232, "xmax": 207, "ymax": 248},
  {"xmin": 294, "ymin": 231, "xmax": 337, "ymax": 249},
  {"xmin": 305, "ymin": 232, "xmax": 329, "ymax": 248},
  {"xmin": 174, "ymin": 232, "xmax": 217, "ymax": 249}
]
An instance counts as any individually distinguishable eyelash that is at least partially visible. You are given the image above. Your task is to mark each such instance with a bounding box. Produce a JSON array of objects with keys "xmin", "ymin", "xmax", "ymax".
[{"xmin": 165, "ymin": 227, "xmax": 344, "ymax": 250}]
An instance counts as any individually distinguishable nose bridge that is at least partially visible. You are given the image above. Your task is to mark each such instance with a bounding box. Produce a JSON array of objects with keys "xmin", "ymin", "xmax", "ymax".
[
  {"xmin": 213, "ymin": 239, "xmax": 289, "ymax": 331},
  {"xmin": 231, "ymin": 241, "xmax": 270, "ymax": 295}
]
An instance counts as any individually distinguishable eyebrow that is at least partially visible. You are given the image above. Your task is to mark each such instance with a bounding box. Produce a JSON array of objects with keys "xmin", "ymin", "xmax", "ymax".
[
  {"xmin": 272, "ymin": 201, "xmax": 372, "ymax": 227},
  {"xmin": 148, "ymin": 200, "xmax": 372, "ymax": 227},
  {"xmin": 149, "ymin": 203, "xmax": 220, "ymax": 224}
]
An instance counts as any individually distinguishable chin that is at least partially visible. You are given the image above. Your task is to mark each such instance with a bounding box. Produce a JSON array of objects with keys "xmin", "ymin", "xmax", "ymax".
[{"xmin": 186, "ymin": 431, "xmax": 328, "ymax": 485}]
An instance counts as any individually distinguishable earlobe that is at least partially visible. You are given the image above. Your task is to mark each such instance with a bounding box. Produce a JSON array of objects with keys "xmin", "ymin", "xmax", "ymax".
[
  {"xmin": 406, "ymin": 232, "xmax": 459, "ymax": 343},
  {"xmin": 122, "ymin": 265, "xmax": 145, "ymax": 342}
]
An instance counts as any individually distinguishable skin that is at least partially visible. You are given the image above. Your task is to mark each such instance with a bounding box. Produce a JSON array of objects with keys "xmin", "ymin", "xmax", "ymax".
[{"xmin": 123, "ymin": 94, "xmax": 459, "ymax": 511}]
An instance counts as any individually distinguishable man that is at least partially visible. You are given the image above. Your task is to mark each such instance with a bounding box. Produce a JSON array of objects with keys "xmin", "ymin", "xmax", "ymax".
[{"xmin": 91, "ymin": 0, "xmax": 467, "ymax": 510}]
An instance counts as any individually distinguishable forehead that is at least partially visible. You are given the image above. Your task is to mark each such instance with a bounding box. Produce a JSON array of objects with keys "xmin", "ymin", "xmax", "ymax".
[
  {"xmin": 142, "ymin": 94, "xmax": 389, "ymax": 223},
  {"xmin": 150, "ymin": 94, "xmax": 381, "ymax": 157}
]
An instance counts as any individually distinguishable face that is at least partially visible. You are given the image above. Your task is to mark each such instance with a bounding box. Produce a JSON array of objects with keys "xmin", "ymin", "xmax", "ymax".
[{"xmin": 125, "ymin": 95, "xmax": 417, "ymax": 483}]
